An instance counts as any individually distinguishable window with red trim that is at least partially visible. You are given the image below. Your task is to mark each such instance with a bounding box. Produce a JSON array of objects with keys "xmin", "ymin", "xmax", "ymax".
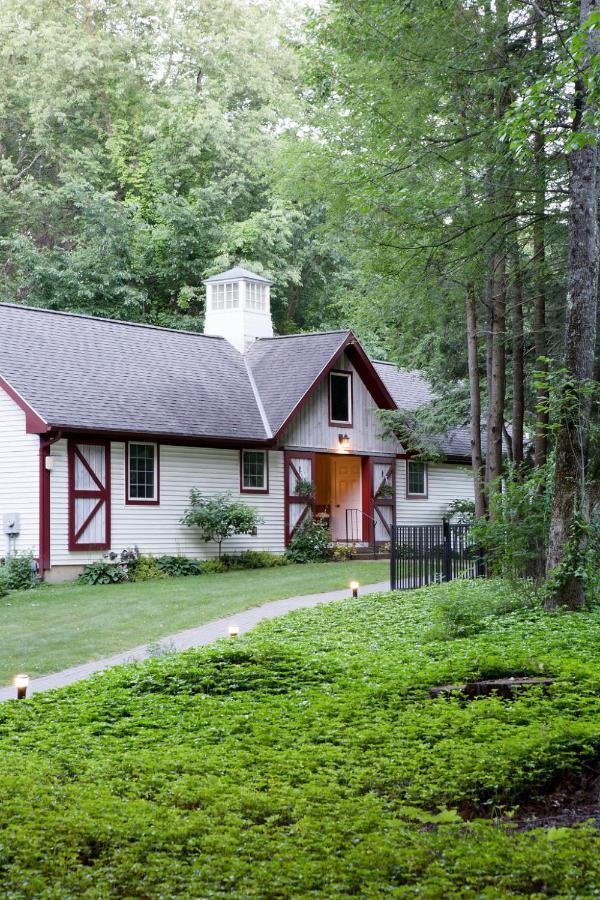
[
  {"xmin": 241, "ymin": 449, "xmax": 269, "ymax": 493},
  {"xmin": 126, "ymin": 442, "xmax": 159, "ymax": 504},
  {"xmin": 406, "ymin": 460, "xmax": 428, "ymax": 498},
  {"xmin": 329, "ymin": 371, "xmax": 353, "ymax": 425}
]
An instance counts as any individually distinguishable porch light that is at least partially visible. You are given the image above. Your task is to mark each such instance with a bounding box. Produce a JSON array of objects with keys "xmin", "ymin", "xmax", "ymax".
[
  {"xmin": 350, "ymin": 581, "xmax": 359, "ymax": 599},
  {"xmin": 228, "ymin": 625, "xmax": 240, "ymax": 639},
  {"xmin": 14, "ymin": 673, "xmax": 29, "ymax": 700},
  {"xmin": 338, "ymin": 433, "xmax": 350, "ymax": 450}
]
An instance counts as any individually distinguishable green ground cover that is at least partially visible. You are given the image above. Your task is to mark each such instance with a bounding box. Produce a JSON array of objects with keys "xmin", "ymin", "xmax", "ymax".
[
  {"xmin": 0, "ymin": 561, "xmax": 388, "ymax": 684},
  {"xmin": 1, "ymin": 579, "xmax": 600, "ymax": 897}
]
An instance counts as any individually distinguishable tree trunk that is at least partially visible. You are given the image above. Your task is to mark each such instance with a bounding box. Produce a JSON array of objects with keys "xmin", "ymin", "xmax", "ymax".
[
  {"xmin": 533, "ymin": 12, "xmax": 549, "ymax": 469},
  {"xmin": 510, "ymin": 250, "xmax": 525, "ymax": 466},
  {"xmin": 486, "ymin": 252, "xmax": 506, "ymax": 503},
  {"xmin": 546, "ymin": 0, "xmax": 599, "ymax": 610},
  {"xmin": 466, "ymin": 283, "xmax": 487, "ymax": 518}
]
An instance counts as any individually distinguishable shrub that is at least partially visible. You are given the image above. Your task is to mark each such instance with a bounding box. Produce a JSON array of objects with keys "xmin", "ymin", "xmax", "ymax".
[
  {"xmin": 220, "ymin": 550, "xmax": 289, "ymax": 570},
  {"xmin": 471, "ymin": 466, "xmax": 551, "ymax": 582},
  {"xmin": 128, "ymin": 555, "xmax": 166, "ymax": 582},
  {"xmin": 181, "ymin": 491, "xmax": 263, "ymax": 558},
  {"xmin": 286, "ymin": 519, "xmax": 331, "ymax": 563},
  {"xmin": 331, "ymin": 543, "xmax": 355, "ymax": 561},
  {"xmin": 201, "ymin": 560, "xmax": 227, "ymax": 574},
  {"xmin": 2, "ymin": 552, "xmax": 39, "ymax": 591},
  {"xmin": 79, "ymin": 561, "xmax": 129, "ymax": 585},
  {"xmin": 444, "ymin": 498, "xmax": 476, "ymax": 524},
  {"xmin": 156, "ymin": 555, "xmax": 203, "ymax": 577},
  {"xmin": 0, "ymin": 567, "xmax": 9, "ymax": 599}
]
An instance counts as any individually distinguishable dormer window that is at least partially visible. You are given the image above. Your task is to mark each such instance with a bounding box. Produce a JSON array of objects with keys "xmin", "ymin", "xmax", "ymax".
[
  {"xmin": 211, "ymin": 281, "xmax": 239, "ymax": 310},
  {"xmin": 329, "ymin": 370, "xmax": 353, "ymax": 426}
]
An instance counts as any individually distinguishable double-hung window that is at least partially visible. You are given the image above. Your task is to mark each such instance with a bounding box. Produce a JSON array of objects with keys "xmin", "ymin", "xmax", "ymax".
[
  {"xmin": 241, "ymin": 449, "xmax": 268, "ymax": 493},
  {"xmin": 127, "ymin": 442, "xmax": 159, "ymax": 504},
  {"xmin": 406, "ymin": 460, "xmax": 427, "ymax": 498},
  {"xmin": 329, "ymin": 371, "xmax": 353, "ymax": 426}
]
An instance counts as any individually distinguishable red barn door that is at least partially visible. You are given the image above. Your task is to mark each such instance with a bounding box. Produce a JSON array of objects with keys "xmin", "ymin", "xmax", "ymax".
[
  {"xmin": 284, "ymin": 451, "xmax": 315, "ymax": 545},
  {"xmin": 68, "ymin": 440, "xmax": 111, "ymax": 551}
]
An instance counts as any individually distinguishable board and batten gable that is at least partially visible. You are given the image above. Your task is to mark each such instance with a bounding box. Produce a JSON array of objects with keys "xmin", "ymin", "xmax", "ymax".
[
  {"xmin": 396, "ymin": 461, "xmax": 474, "ymax": 525},
  {"xmin": 0, "ymin": 387, "xmax": 40, "ymax": 559},
  {"xmin": 49, "ymin": 440, "xmax": 285, "ymax": 568},
  {"xmin": 281, "ymin": 352, "xmax": 397, "ymax": 455}
]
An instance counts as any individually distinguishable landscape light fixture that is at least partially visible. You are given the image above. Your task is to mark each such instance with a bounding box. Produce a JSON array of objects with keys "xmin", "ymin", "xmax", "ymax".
[
  {"xmin": 350, "ymin": 581, "xmax": 359, "ymax": 599},
  {"xmin": 228, "ymin": 624, "xmax": 240, "ymax": 639},
  {"xmin": 14, "ymin": 673, "xmax": 29, "ymax": 700}
]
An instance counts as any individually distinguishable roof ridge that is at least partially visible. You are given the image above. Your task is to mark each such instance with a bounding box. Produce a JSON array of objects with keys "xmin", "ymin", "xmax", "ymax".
[
  {"xmin": 243, "ymin": 357, "xmax": 273, "ymax": 439},
  {"xmin": 254, "ymin": 329, "xmax": 351, "ymax": 341},
  {"xmin": 0, "ymin": 302, "xmax": 227, "ymax": 341}
]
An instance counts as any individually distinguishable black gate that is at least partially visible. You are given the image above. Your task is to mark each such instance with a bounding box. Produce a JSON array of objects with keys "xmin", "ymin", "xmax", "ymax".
[{"xmin": 390, "ymin": 522, "xmax": 483, "ymax": 590}]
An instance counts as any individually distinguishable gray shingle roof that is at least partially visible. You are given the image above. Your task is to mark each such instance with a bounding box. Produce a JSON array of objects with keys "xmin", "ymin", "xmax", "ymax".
[
  {"xmin": 245, "ymin": 331, "xmax": 351, "ymax": 434},
  {"xmin": 373, "ymin": 361, "xmax": 472, "ymax": 461},
  {"xmin": 0, "ymin": 304, "xmax": 473, "ymax": 459},
  {"xmin": 372, "ymin": 362, "xmax": 433, "ymax": 411},
  {"xmin": 0, "ymin": 304, "xmax": 267, "ymax": 440},
  {"xmin": 204, "ymin": 267, "xmax": 273, "ymax": 284}
]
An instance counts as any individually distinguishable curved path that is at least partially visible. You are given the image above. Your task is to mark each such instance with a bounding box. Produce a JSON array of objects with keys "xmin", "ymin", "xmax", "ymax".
[{"xmin": 0, "ymin": 580, "xmax": 389, "ymax": 703}]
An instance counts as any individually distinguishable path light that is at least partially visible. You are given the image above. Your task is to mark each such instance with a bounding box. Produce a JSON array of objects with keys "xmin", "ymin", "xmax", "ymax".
[
  {"xmin": 228, "ymin": 624, "xmax": 240, "ymax": 639},
  {"xmin": 350, "ymin": 581, "xmax": 359, "ymax": 599},
  {"xmin": 14, "ymin": 673, "xmax": 29, "ymax": 700}
]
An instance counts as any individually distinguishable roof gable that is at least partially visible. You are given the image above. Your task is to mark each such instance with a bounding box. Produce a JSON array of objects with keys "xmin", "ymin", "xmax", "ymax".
[{"xmin": 245, "ymin": 331, "xmax": 396, "ymax": 437}]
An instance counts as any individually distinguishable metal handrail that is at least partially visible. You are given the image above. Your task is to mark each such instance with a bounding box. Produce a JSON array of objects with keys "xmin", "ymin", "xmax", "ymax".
[{"xmin": 345, "ymin": 508, "xmax": 376, "ymax": 548}]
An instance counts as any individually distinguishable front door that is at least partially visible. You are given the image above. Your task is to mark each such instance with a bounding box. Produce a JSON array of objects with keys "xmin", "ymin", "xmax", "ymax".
[{"xmin": 330, "ymin": 455, "xmax": 362, "ymax": 541}]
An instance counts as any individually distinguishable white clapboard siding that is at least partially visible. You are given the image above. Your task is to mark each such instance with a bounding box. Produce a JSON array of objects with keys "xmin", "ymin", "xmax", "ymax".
[
  {"xmin": 50, "ymin": 441, "xmax": 285, "ymax": 566},
  {"xmin": 396, "ymin": 461, "xmax": 474, "ymax": 524},
  {"xmin": 282, "ymin": 352, "xmax": 398, "ymax": 456},
  {"xmin": 0, "ymin": 389, "xmax": 40, "ymax": 557}
]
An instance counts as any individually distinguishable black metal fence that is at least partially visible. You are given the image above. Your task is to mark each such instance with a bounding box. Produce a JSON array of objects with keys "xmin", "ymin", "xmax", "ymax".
[{"xmin": 390, "ymin": 522, "xmax": 484, "ymax": 590}]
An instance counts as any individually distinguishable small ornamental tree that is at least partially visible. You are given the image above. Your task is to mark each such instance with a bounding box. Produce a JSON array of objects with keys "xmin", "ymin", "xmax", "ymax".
[{"xmin": 181, "ymin": 491, "xmax": 263, "ymax": 558}]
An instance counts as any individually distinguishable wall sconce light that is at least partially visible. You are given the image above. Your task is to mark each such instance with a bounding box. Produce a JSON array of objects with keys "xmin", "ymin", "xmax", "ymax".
[
  {"xmin": 14, "ymin": 673, "xmax": 29, "ymax": 700},
  {"xmin": 338, "ymin": 433, "xmax": 350, "ymax": 450},
  {"xmin": 350, "ymin": 581, "xmax": 359, "ymax": 599},
  {"xmin": 228, "ymin": 625, "xmax": 240, "ymax": 639}
]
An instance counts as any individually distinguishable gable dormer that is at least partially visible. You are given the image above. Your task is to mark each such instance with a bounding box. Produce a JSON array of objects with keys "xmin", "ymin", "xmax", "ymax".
[{"xmin": 203, "ymin": 266, "xmax": 273, "ymax": 353}]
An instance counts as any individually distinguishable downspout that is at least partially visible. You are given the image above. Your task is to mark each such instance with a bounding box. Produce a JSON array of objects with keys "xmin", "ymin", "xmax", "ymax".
[{"xmin": 38, "ymin": 431, "xmax": 62, "ymax": 579}]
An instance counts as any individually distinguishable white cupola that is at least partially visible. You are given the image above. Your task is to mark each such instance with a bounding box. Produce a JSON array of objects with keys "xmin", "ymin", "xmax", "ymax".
[{"xmin": 203, "ymin": 266, "xmax": 274, "ymax": 353}]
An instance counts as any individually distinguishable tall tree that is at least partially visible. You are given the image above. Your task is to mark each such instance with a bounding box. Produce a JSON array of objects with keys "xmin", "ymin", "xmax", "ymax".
[{"xmin": 546, "ymin": 0, "xmax": 599, "ymax": 610}]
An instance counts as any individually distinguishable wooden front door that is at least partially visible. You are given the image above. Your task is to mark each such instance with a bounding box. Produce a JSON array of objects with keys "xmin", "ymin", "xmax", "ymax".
[
  {"xmin": 68, "ymin": 440, "xmax": 111, "ymax": 551},
  {"xmin": 285, "ymin": 452, "xmax": 315, "ymax": 544},
  {"xmin": 330, "ymin": 455, "xmax": 362, "ymax": 541},
  {"xmin": 371, "ymin": 457, "xmax": 396, "ymax": 544}
]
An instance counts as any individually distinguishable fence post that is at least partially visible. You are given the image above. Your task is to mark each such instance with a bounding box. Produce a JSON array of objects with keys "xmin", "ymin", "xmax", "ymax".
[
  {"xmin": 442, "ymin": 520, "xmax": 452, "ymax": 582},
  {"xmin": 390, "ymin": 526, "xmax": 397, "ymax": 590}
]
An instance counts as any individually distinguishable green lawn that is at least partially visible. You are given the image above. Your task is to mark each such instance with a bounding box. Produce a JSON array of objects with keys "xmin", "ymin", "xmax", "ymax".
[
  {"xmin": 1, "ymin": 579, "xmax": 600, "ymax": 896},
  {"xmin": 0, "ymin": 561, "xmax": 388, "ymax": 684}
]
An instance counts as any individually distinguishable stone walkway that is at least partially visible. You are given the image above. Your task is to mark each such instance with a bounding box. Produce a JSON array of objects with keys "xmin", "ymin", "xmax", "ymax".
[{"xmin": 0, "ymin": 580, "xmax": 389, "ymax": 703}]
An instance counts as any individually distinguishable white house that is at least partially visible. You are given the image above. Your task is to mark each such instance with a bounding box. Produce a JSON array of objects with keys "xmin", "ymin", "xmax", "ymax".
[{"xmin": 0, "ymin": 266, "xmax": 475, "ymax": 581}]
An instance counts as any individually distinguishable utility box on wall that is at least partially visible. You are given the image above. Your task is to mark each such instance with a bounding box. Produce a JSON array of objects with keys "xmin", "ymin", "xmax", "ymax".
[{"xmin": 3, "ymin": 513, "xmax": 20, "ymax": 536}]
